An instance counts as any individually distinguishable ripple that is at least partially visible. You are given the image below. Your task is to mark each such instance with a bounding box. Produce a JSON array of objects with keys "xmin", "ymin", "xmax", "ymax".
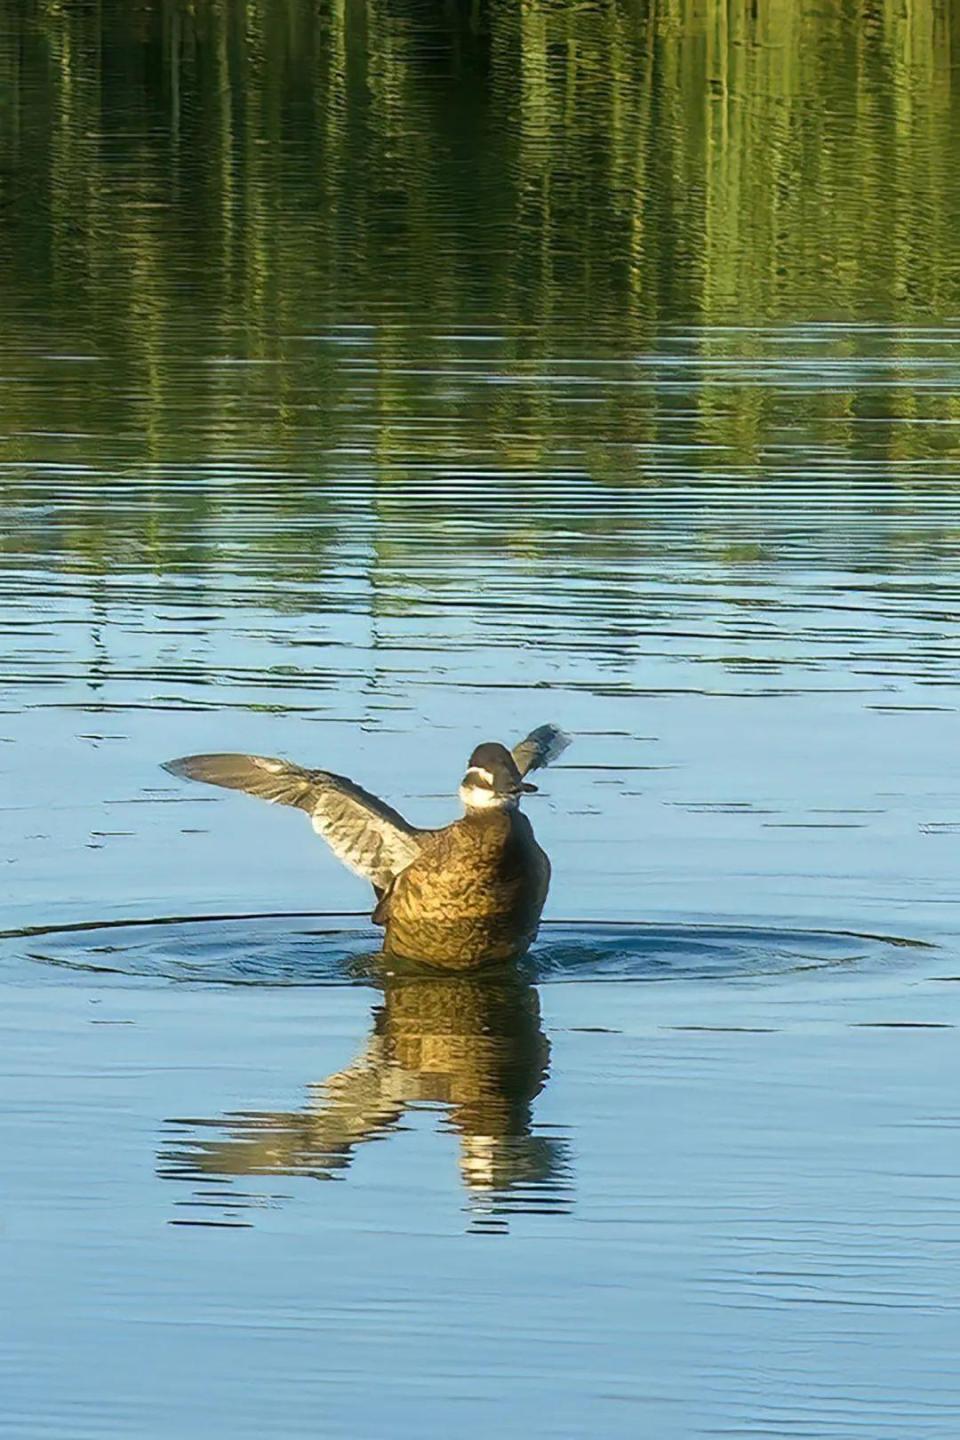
[{"xmin": 0, "ymin": 913, "xmax": 927, "ymax": 988}]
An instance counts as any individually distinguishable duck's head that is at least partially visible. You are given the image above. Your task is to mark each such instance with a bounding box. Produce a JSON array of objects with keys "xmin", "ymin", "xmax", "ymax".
[{"xmin": 459, "ymin": 742, "xmax": 537, "ymax": 812}]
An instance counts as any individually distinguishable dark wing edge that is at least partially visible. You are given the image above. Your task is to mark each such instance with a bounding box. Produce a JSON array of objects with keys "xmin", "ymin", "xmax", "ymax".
[
  {"xmin": 511, "ymin": 724, "xmax": 572, "ymax": 777},
  {"xmin": 163, "ymin": 753, "xmax": 317, "ymax": 807},
  {"xmin": 163, "ymin": 753, "xmax": 423, "ymax": 891}
]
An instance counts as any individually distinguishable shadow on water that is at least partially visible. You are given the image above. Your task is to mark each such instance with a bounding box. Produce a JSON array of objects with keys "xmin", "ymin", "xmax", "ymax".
[{"xmin": 160, "ymin": 965, "xmax": 572, "ymax": 1232}]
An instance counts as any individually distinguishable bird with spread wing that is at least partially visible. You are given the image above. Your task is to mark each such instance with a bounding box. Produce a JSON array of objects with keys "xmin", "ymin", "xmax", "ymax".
[{"xmin": 164, "ymin": 724, "xmax": 571, "ymax": 969}]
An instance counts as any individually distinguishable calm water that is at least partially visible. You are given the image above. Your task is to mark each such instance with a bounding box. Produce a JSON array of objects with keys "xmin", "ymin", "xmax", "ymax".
[{"xmin": 3, "ymin": 1, "xmax": 960, "ymax": 1435}]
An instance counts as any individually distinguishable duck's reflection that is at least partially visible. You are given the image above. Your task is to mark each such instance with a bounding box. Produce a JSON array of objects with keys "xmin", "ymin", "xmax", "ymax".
[{"xmin": 161, "ymin": 966, "xmax": 572, "ymax": 1225}]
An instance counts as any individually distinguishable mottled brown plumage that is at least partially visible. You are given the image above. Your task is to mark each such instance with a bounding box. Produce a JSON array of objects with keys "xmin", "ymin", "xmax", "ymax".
[
  {"xmin": 163, "ymin": 723, "xmax": 570, "ymax": 969},
  {"xmin": 375, "ymin": 808, "xmax": 551, "ymax": 968}
]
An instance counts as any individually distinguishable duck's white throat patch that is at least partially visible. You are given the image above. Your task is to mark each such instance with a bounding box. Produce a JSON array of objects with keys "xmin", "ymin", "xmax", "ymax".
[
  {"xmin": 459, "ymin": 782, "xmax": 517, "ymax": 811},
  {"xmin": 459, "ymin": 766, "xmax": 517, "ymax": 811}
]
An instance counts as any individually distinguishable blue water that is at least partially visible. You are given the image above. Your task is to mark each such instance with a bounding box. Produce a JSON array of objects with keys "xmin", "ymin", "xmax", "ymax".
[{"xmin": 4, "ymin": 2, "xmax": 960, "ymax": 1436}]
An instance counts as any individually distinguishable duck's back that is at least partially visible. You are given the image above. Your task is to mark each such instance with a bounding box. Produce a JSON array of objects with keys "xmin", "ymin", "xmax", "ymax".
[{"xmin": 378, "ymin": 810, "xmax": 550, "ymax": 968}]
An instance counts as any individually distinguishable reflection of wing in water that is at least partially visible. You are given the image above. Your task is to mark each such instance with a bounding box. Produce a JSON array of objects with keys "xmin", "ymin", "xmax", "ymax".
[
  {"xmin": 161, "ymin": 1034, "xmax": 406, "ymax": 1182},
  {"xmin": 160, "ymin": 970, "xmax": 573, "ymax": 1220}
]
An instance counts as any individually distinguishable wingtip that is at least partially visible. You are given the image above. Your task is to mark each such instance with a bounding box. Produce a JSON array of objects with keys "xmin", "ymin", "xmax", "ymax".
[
  {"xmin": 541, "ymin": 724, "xmax": 573, "ymax": 764},
  {"xmin": 162, "ymin": 755, "xmax": 197, "ymax": 781},
  {"xmin": 512, "ymin": 723, "xmax": 573, "ymax": 775}
]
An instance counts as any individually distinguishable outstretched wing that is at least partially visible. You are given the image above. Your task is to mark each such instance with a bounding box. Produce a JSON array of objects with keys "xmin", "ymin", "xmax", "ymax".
[
  {"xmin": 163, "ymin": 753, "xmax": 423, "ymax": 891},
  {"xmin": 511, "ymin": 724, "xmax": 572, "ymax": 777}
]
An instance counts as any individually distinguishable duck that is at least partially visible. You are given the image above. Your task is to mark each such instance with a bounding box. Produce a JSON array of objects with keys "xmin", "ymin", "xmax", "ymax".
[{"xmin": 163, "ymin": 723, "xmax": 570, "ymax": 969}]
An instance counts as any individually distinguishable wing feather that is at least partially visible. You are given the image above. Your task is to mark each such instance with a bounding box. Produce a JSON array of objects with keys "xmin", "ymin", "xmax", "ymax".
[
  {"xmin": 308, "ymin": 774, "xmax": 422, "ymax": 888},
  {"xmin": 511, "ymin": 724, "xmax": 572, "ymax": 777},
  {"xmin": 163, "ymin": 753, "xmax": 422, "ymax": 890}
]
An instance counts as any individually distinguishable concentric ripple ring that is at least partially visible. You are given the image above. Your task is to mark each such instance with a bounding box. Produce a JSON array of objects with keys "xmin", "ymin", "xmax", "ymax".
[{"xmin": 0, "ymin": 913, "xmax": 930, "ymax": 988}]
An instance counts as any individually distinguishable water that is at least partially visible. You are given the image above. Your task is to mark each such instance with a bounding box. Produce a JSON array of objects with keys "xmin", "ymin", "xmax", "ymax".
[{"xmin": 3, "ymin": 0, "xmax": 960, "ymax": 1434}]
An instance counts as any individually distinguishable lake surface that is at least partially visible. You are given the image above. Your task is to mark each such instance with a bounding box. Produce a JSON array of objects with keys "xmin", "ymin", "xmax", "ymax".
[{"xmin": 3, "ymin": 1, "xmax": 960, "ymax": 1436}]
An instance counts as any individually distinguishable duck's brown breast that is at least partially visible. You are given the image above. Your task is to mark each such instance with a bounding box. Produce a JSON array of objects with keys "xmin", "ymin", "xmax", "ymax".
[{"xmin": 379, "ymin": 810, "xmax": 550, "ymax": 968}]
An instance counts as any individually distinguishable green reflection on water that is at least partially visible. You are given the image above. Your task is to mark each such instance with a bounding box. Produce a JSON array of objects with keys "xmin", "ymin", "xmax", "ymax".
[{"xmin": 1, "ymin": 0, "xmax": 959, "ymax": 573}]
